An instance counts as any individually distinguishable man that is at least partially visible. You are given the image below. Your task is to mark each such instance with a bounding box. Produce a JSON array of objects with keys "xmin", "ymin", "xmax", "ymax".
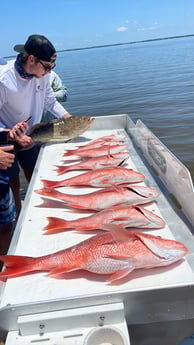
[
  {"xmin": 50, "ymin": 70, "xmax": 68, "ymax": 103},
  {"xmin": 0, "ymin": 120, "xmax": 29, "ymax": 255},
  {"xmin": 0, "ymin": 34, "xmax": 72, "ymax": 216},
  {"xmin": 42, "ymin": 70, "xmax": 68, "ymax": 122}
]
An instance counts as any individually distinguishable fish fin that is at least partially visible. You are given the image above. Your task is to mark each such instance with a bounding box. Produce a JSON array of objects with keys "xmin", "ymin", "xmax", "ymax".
[
  {"xmin": 54, "ymin": 165, "xmax": 70, "ymax": 175},
  {"xmin": 35, "ymin": 188, "xmax": 66, "ymax": 201},
  {"xmin": 115, "ymin": 185, "xmax": 129, "ymax": 193},
  {"xmin": 67, "ymin": 203, "xmax": 98, "ymax": 211},
  {"xmin": 35, "ymin": 187, "xmax": 55, "ymax": 196},
  {"xmin": 0, "ymin": 255, "xmax": 32, "ymax": 267},
  {"xmin": 63, "ymin": 150, "xmax": 76, "ymax": 157},
  {"xmin": 35, "ymin": 197, "xmax": 67, "ymax": 209},
  {"xmin": 43, "ymin": 217, "xmax": 72, "ymax": 234},
  {"xmin": 107, "ymin": 267, "xmax": 134, "ymax": 282},
  {"xmin": 47, "ymin": 265, "xmax": 80, "ymax": 278},
  {"xmin": 109, "ymin": 184, "xmax": 125, "ymax": 193},
  {"xmin": 101, "ymin": 223, "xmax": 136, "ymax": 242},
  {"xmin": 0, "ymin": 255, "xmax": 36, "ymax": 280},
  {"xmin": 41, "ymin": 179, "xmax": 61, "ymax": 188}
]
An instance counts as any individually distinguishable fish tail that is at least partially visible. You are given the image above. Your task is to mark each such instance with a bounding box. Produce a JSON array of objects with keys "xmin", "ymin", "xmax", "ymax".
[
  {"xmin": 0, "ymin": 255, "xmax": 37, "ymax": 280},
  {"xmin": 63, "ymin": 150, "xmax": 75, "ymax": 157},
  {"xmin": 54, "ymin": 165, "xmax": 71, "ymax": 175},
  {"xmin": 35, "ymin": 196, "xmax": 67, "ymax": 209},
  {"xmin": 41, "ymin": 179, "xmax": 61, "ymax": 188},
  {"xmin": 43, "ymin": 217, "xmax": 72, "ymax": 234}
]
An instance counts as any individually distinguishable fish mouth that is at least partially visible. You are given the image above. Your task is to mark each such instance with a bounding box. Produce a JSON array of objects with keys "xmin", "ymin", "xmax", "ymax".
[{"xmin": 126, "ymin": 186, "xmax": 146, "ymax": 197}]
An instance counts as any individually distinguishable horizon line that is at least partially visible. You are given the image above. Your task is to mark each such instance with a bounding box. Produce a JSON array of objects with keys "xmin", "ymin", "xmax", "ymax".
[{"xmin": 4, "ymin": 33, "xmax": 194, "ymax": 59}]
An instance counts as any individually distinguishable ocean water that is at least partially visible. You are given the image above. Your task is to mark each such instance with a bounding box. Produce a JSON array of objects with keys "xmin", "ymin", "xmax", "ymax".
[{"xmin": 54, "ymin": 36, "xmax": 194, "ymax": 181}]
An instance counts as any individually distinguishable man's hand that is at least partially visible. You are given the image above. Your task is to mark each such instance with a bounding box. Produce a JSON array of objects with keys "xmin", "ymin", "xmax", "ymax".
[
  {"xmin": 13, "ymin": 134, "xmax": 33, "ymax": 148},
  {"xmin": 8, "ymin": 121, "xmax": 33, "ymax": 148},
  {"xmin": 63, "ymin": 113, "xmax": 72, "ymax": 118},
  {"xmin": 0, "ymin": 145, "xmax": 15, "ymax": 169}
]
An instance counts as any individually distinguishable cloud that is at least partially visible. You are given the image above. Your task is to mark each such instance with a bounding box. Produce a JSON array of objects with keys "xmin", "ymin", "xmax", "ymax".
[{"xmin": 116, "ymin": 26, "xmax": 128, "ymax": 32}]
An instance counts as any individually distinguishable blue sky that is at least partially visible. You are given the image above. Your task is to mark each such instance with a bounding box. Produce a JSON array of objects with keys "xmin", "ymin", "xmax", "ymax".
[{"xmin": 1, "ymin": 0, "xmax": 194, "ymax": 57}]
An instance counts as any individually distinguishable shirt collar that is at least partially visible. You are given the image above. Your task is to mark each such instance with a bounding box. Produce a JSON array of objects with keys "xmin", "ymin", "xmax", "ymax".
[{"xmin": 15, "ymin": 54, "xmax": 34, "ymax": 80}]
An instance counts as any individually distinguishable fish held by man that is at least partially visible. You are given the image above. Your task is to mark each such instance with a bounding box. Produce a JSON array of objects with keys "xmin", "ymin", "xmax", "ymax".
[
  {"xmin": 43, "ymin": 204, "xmax": 166, "ymax": 234},
  {"xmin": 35, "ymin": 185, "xmax": 160, "ymax": 211},
  {"xmin": 41, "ymin": 166, "xmax": 145, "ymax": 189},
  {"xmin": 29, "ymin": 116, "xmax": 94, "ymax": 144},
  {"xmin": 55, "ymin": 152, "xmax": 130, "ymax": 175},
  {"xmin": 0, "ymin": 227, "xmax": 187, "ymax": 282}
]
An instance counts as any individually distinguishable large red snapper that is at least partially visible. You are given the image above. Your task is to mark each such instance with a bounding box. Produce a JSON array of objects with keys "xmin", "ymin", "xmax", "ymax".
[
  {"xmin": 41, "ymin": 166, "xmax": 145, "ymax": 189},
  {"xmin": 35, "ymin": 185, "xmax": 160, "ymax": 211},
  {"xmin": 0, "ymin": 228, "xmax": 187, "ymax": 282},
  {"xmin": 55, "ymin": 152, "xmax": 130, "ymax": 175},
  {"xmin": 43, "ymin": 205, "xmax": 166, "ymax": 235}
]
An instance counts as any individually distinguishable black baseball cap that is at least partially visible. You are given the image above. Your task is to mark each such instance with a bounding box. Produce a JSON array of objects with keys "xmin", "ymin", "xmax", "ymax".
[{"xmin": 14, "ymin": 34, "xmax": 56, "ymax": 62}]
